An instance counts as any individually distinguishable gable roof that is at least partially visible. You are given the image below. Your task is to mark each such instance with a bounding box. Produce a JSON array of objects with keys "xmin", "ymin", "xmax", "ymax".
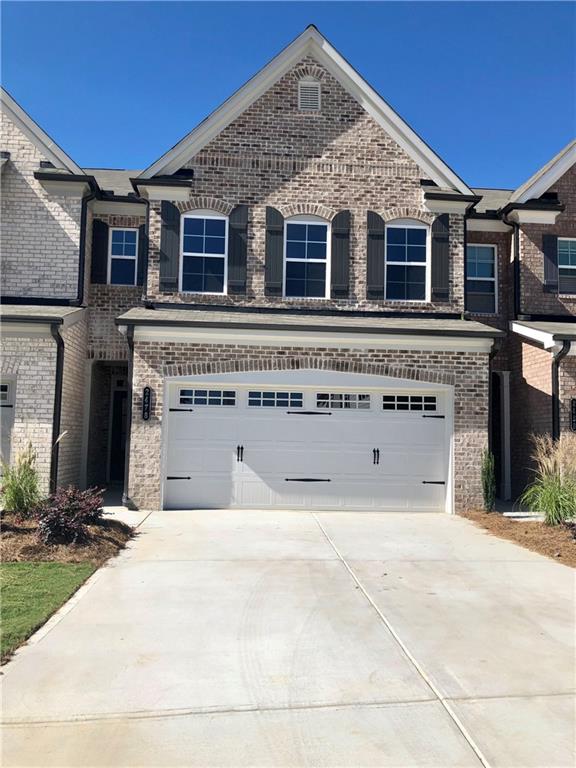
[
  {"xmin": 138, "ymin": 26, "xmax": 472, "ymax": 194},
  {"xmin": 0, "ymin": 87, "xmax": 84, "ymax": 175},
  {"xmin": 509, "ymin": 138, "xmax": 576, "ymax": 204}
]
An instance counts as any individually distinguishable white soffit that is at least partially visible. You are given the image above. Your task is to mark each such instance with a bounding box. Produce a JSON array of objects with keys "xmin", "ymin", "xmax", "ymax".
[
  {"xmin": 507, "ymin": 208, "xmax": 563, "ymax": 225},
  {"xmin": 510, "ymin": 139, "xmax": 576, "ymax": 204},
  {"xmin": 467, "ymin": 218, "xmax": 511, "ymax": 233},
  {"xmin": 0, "ymin": 87, "xmax": 83, "ymax": 175},
  {"xmin": 132, "ymin": 324, "xmax": 494, "ymax": 353},
  {"xmin": 138, "ymin": 27, "xmax": 472, "ymax": 194}
]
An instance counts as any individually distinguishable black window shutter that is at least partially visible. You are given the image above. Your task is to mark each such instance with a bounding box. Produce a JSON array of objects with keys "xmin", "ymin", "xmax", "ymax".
[
  {"xmin": 228, "ymin": 205, "xmax": 248, "ymax": 295},
  {"xmin": 331, "ymin": 210, "xmax": 350, "ymax": 299},
  {"xmin": 431, "ymin": 214, "xmax": 450, "ymax": 302},
  {"xmin": 90, "ymin": 219, "xmax": 109, "ymax": 284},
  {"xmin": 542, "ymin": 234, "xmax": 559, "ymax": 292},
  {"xmin": 366, "ymin": 211, "xmax": 385, "ymax": 300},
  {"xmin": 265, "ymin": 207, "xmax": 284, "ymax": 296},
  {"xmin": 137, "ymin": 224, "xmax": 147, "ymax": 287},
  {"xmin": 159, "ymin": 201, "xmax": 180, "ymax": 292}
]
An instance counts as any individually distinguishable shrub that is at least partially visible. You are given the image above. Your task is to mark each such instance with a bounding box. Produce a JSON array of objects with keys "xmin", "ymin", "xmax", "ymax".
[
  {"xmin": 36, "ymin": 486, "xmax": 104, "ymax": 545},
  {"xmin": 520, "ymin": 434, "xmax": 576, "ymax": 526},
  {"xmin": 1, "ymin": 443, "xmax": 42, "ymax": 517},
  {"xmin": 481, "ymin": 449, "xmax": 496, "ymax": 512}
]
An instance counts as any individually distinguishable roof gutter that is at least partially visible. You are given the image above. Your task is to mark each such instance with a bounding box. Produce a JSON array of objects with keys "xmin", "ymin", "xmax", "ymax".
[
  {"xmin": 49, "ymin": 323, "xmax": 65, "ymax": 493},
  {"xmin": 552, "ymin": 340, "xmax": 571, "ymax": 440}
]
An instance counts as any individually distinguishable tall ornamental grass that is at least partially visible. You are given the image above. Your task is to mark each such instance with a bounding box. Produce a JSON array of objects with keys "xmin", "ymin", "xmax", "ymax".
[{"xmin": 520, "ymin": 433, "xmax": 576, "ymax": 526}]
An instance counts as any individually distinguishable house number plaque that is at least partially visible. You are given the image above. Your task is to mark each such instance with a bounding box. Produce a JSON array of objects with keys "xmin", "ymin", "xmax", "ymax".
[
  {"xmin": 142, "ymin": 387, "xmax": 151, "ymax": 421},
  {"xmin": 571, "ymin": 399, "xmax": 576, "ymax": 432}
]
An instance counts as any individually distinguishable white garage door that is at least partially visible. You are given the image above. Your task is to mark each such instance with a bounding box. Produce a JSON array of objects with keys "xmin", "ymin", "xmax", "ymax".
[{"xmin": 163, "ymin": 373, "xmax": 451, "ymax": 512}]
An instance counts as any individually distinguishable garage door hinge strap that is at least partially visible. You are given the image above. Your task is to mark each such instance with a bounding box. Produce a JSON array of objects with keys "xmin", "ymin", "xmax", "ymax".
[
  {"xmin": 422, "ymin": 481, "xmax": 446, "ymax": 485},
  {"xmin": 285, "ymin": 478, "xmax": 331, "ymax": 482},
  {"xmin": 169, "ymin": 408, "xmax": 195, "ymax": 412},
  {"xmin": 422, "ymin": 414, "xmax": 445, "ymax": 419},
  {"xmin": 166, "ymin": 476, "xmax": 192, "ymax": 480},
  {"xmin": 287, "ymin": 411, "xmax": 332, "ymax": 416}
]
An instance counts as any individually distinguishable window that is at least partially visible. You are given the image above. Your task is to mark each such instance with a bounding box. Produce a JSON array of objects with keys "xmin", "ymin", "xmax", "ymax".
[
  {"xmin": 298, "ymin": 78, "xmax": 321, "ymax": 111},
  {"xmin": 382, "ymin": 394, "xmax": 437, "ymax": 412},
  {"xmin": 109, "ymin": 229, "xmax": 138, "ymax": 285},
  {"xmin": 316, "ymin": 393, "xmax": 371, "ymax": 410},
  {"xmin": 466, "ymin": 245, "xmax": 497, "ymax": 313},
  {"xmin": 248, "ymin": 391, "xmax": 303, "ymax": 408},
  {"xmin": 0, "ymin": 383, "xmax": 12, "ymax": 405},
  {"xmin": 385, "ymin": 222, "xmax": 428, "ymax": 301},
  {"xmin": 285, "ymin": 218, "xmax": 329, "ymax": 298},
  {"xmin": 181, "ymin": 214, "xmax": 227, "ymax": 294},
  {"xmin": 558, "ymin": 239, "xmax": 576, "ymax": 294},
  {"xmin": 179, "ymin": 389, "xmax": 236, "ymax": 406}
]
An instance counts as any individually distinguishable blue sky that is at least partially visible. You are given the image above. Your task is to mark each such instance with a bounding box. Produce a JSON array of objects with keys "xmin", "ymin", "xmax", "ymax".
[{"xmin": 1, "ymin": 1, "xmax": 574, "ymax": 188}]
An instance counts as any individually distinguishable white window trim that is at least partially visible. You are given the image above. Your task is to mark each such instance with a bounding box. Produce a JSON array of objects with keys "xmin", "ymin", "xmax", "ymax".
[
  {"xmin": 558, "ymin": 237, "xmax": 576, "ymax": 294},
  {"xmin": 108, "ymin": 227, "xmax": 139, "ymax": 286},
  {"xmin": 283, "ymin": 215, "xmax": 331, "ymax": 300},
  {"xmin": 179, "ymin": 210, "xmax": 229, "ymax": 296},
  {"xmin": 384, "ymin": 219, "xmax": 430, "ymax": 303},
  {"xmin": 298, "ymin": 77, "xmax": 321, "ymax": 112},
  {"xmin": 466, "ymin": 243, "xmax": 498, "ymax": 315}
]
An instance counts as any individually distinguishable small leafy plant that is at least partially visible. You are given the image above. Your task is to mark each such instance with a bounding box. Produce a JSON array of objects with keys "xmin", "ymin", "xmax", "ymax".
[
  {"xmin": 520, "ymin": 434, "xmax": 576, "ymax": 526},
  {"xmin": 1, "ymin": 443, "xmax": 42, "ymax": 518},
  {"xmin": 481, "ymin": 449, "xmax": 496, "ymax": 512},
  {"xmin": 36, "ymin": 486, "xmax": 104, "ymax": 545}
]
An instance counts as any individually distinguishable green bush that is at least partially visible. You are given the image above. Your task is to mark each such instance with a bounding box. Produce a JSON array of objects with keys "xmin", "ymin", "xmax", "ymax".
[
  {"xmin": 520, "ymin": 434, "xmax": 576, "ymax": 526},
  {"xmin": 1, "ymin": 443, "xmax": 42, "ymax": 518},
  {"xmin": 481, "ymin": 449, "xmax": 496, "ymax": 512}
]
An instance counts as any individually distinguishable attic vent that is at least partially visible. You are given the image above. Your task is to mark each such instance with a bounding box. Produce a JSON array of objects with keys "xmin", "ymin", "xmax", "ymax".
[{"xmin": 298, "ymin": 78, "xmax": 321, "ymax": 112}]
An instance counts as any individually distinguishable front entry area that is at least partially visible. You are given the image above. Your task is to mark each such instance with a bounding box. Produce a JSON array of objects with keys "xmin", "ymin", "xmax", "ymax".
[{"xmin": 163, "ymin": 370, "xmax": 452, "ymax": 512}]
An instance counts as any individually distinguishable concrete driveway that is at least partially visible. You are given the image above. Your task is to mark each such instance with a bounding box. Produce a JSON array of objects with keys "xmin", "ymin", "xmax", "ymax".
[{"xmin": 2, "ymin": 509, "xmax": 574, "ymax": 767}]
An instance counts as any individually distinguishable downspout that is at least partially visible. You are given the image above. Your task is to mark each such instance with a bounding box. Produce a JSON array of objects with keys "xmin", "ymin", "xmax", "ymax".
[
  {"xmin": 122, "ymin": 325, "xmax": 136, "ymax": 509},
  {"xmin": 502, "ymin": 213, "xmax": 520, "ymax": 318},
  {"xmin": 552, "ymin": 340, "xmax": 571, "ymax": 440},
  {"xmin": 49, "ymin": 323, "xmax": 65, "ymax": 493},
  {"xmin": 74, "ymin": 191, "xmax": 97, "ymax": 306},
  {"xmin": 487, "ymin": 338, "xmax": 503, "ymax": 448}
]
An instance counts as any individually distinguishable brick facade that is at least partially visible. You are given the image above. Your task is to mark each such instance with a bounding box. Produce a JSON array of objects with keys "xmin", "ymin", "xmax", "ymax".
[
  {"xmin": 58, "ymin": 317, "xmax": 88, "ymax": 487},
  {"xmin": 0, "ymin": 111, "xmax": 82, "ymax": 299},
  {"xmin": 145, "ymin": 57, "xmax": 466, "ymax": 314},
  {"xmin": 519, "ymin": 166, "xmax": 576, "ymax": 316},
  {"xmin": 129, "ymin": 342, "xmax": 489, "ymax": 513}
]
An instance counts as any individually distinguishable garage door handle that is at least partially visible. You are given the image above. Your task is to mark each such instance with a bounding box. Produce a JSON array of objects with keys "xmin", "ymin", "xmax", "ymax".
[
  {"xmin": 285, "ymin": 478, "xmax": 331, "ymax": 482},
  {"xmin": 422, "ymin": 415, "xmax": 444, "ymax": 419},
  {"xmin": 0, "ymin": 404, "xmax": 13, "ymax": 408},
  {"xmin": 167, "ymin": 476, "xmax": 191, "ymax": 480},
  {"xmin": 237, "ymin": 445, "xmax": 244, "ymax": 462},
  {"xmin": 422, "ymin": 481, "xmax": 445, "ymax": 485}
]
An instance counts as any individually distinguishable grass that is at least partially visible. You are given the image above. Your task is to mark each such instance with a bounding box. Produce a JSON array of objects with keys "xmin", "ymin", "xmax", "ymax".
[{"xmin": 1, "ymin": 562, "xmax": 96, "ymax": 662}]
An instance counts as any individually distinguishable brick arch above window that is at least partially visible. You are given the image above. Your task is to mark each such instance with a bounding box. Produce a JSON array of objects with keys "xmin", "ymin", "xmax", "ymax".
[
  {"xmin": 290, "ymin": 64, "xmax": 326, "ymax": 82},
  {"xmin": 279, "ymin": 202, "xmax": 337, "ymax": 221},
  {"xmin": 163, "ymin": 356, "xmax": 455, "ymax": 386},
  {"xmin": 381, "ymin": 207, "xmax": 435, "ymax": 226},
  {"xmin": 178, "ymin": 197, "xmax": 235, "ymax": 216}
]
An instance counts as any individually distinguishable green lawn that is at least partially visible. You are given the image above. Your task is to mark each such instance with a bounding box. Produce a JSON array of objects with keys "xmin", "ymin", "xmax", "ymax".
[{"xmin": 1, "ymin": 562, "xmax": 96, "ymax": 661}]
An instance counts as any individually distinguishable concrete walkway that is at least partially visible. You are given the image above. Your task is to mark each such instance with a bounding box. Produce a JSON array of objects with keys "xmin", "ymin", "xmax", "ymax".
[{"xmin": 2, "ymin": 509, "xmax": 574, "ymax": 767}]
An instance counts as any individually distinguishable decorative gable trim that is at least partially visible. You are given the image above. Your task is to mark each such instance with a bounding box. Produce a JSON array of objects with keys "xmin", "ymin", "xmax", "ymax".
[
  {"xmin": 510, "ymin": 139, "xmax": 576, "ymax": 204},
  {"xmin": 0, "ymin": 87, "xmax": 83, "ymax": 175},
  {"xmin": 138, "ymin": 26, "xmax": 472, "ymax": 194}
]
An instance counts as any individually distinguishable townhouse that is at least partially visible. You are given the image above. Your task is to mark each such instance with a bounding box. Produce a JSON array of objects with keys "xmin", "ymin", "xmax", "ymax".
[{"xmin": 1, "ymin": 27, "xmax": 574, "ymax": 514}]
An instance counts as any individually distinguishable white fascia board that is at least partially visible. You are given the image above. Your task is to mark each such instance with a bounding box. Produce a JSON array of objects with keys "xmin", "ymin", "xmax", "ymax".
[
  {"xmin": 133, "ymin": 324, "xmax": 494, "ymax": 353},
  {"xmin": 424, "ymin": 199, "xmax": 470, "ymax": 215},
  {"xmin": 467, "ymin": 218, "xmax": 511, "ymax": 233},
  {"xmin": 511, "ymin": 321, "xmax": 555, "ymax": 349},
  {"xmin": 136, "ymin": 185, "xmax": 191, "ymax": 201},
  {"xmin": 510, "ymin": 140, "xmax": 576, "ymax": 204},
  {"xmin": 508, "ymin": 208, "xmax": 562, "ymax": 225},
  {"xmin": 93, "ymin": 200, "xmax": 147, "ymax": 216},
  {"xmin": 0, "ymin": 88, "xmax": 83, "ymax": 175},
  {"xmin": 36, "ymin": 178, "xmax": 92, "ymax": 198},
  {"xmin": 139, "ymin": 28, "xmax": 472, "ymax": 194},
  {"xmin": 0, "ymin": 322, "xmax": 53, "ymax": 338}
]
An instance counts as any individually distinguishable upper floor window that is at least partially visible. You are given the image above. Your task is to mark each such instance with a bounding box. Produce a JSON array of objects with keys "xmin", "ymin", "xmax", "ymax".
[
  {"xmin": 466, "ymin": 245, "xmax": 497, "ymax": 314},
  {"xmin": 558, "ymin": 238, "xmax": 576, "ymax": 294},
  {"xmin": 385, "ymin": 220, "xmax": 428, "ymax": 301},
  {"xmin": 284, "ymin": 216, "xmax": 329, "ymax": 299},
  {"xmin": 298, "ymin": 77, "xmax": 321, "ymax": 112},
  {"xmin": 181, "ymin": 212, "xmax": 228, "ymax": 294},
  {"xmin": 108, "ymin": 228, "xmax": 138, "ymax": 285}
]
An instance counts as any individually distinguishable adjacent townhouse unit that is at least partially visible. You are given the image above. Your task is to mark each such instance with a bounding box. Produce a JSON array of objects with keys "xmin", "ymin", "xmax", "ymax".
[{"xmin": 1, "ymin": 27, "xmax": 574, "ymax": 515}]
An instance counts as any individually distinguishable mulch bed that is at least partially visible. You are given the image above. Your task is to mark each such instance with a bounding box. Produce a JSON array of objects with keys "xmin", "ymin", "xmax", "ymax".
[
  {"xmin": 0, "ymin": 513, "xmax": 134, "ymax": 566},
  {"xmin": 463, "ymin": 509, "xmax": 576, "ymax": 568}
]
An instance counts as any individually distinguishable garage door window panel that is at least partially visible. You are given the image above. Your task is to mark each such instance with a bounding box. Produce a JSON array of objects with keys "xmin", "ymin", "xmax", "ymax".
[
  {"xmin": 382, "ymin": 394, "xmax": 437, "ymax": 412},
  {"xmin": 181, "ymin": 215, "xmax": 227, "ymax": 294},
  {"xmin": 385, "ymin": 223, "xmax": 428, "ymax": 301},
  {"xmin": 179, "ymin": 389, "xmax": 236, "ymax": 406},
  {"xmin": 316, "ymin": 393, "xmax": 371, "ymax": 410},
  {"xmin": 285, "ymin": 219, "xmax": 329, "ymax": 298},
  {"xmin": 248, "ymin": 391, "xmax": 303, "ymax": 408}
]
